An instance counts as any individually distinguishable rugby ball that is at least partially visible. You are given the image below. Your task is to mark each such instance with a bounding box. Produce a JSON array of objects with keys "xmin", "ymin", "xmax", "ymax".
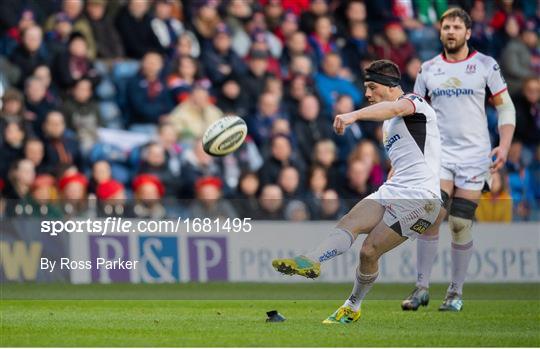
[{"xmin": 202, "ymin": 116, "xmax": 248, "ymax": 156}]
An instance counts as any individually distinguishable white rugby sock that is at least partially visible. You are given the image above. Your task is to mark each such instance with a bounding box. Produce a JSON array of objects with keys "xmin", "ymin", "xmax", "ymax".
[
  {"xmin": 305, "ymin": 228, "xmax": 355, "ymax": 263},
  {"xmin": 415, "ymin": 234, "xmax": 439, "ymax": 289},
  {"xmin": 344, "ymin": 269, "xmax": 379, "ymax": 311},
  {"xmin": 448, "ymin": 241, "xmax": 473, "ymax": 295}
]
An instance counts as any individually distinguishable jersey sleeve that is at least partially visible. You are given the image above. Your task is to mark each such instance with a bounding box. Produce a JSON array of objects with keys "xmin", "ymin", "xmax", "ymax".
[
  {"xmin": 413, "ymin": 64, "xmax": 428, "ymax": 98},
  {"xmin": 399, "ymin": 93, "xmax": 426, "ymax": 114},
  {"xmin": 486, "ymin": 58, "xmax": 508, "ymax": 97}
]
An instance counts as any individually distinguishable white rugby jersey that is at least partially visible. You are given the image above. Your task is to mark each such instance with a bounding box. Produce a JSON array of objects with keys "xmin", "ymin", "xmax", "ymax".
[
  {"xmin": 383, "ymin": 94, "xmax": 441, "ymax": 196},
  {"xmin": 414, "ymin": 50, "xmax": 507, "ymax": 164}
]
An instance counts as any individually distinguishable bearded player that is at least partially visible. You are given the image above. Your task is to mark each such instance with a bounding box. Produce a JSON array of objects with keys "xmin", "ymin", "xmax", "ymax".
[
  {"xmin": 272, "ymin": 60, "xmax": 442, "ymax": 324},
  {"xmin": 401, "ymin": 8, "xmax": 515, "ymax": 312}
]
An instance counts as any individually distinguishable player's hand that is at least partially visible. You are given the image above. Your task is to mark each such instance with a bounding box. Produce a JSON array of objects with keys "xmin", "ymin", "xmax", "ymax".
[
  {"xmin": 489, "ymin": 146, "xmax": 509, "ymax": 173},
  {"xmin": 333, "ymin": 113, "xmax": 354, "ymax": 135}
]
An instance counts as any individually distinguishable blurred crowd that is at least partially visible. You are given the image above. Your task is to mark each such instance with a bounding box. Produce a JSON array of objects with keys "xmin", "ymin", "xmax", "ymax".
[{"xmin": 0, "ymin": 0, "xmax": 538, "ymax": 222}]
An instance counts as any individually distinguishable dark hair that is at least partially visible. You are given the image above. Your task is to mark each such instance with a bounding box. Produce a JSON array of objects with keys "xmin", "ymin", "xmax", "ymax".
[
  {"xmin": 365, "ymin": 59, "xmax": 401, "ymax": 80},
  {"xmin": 440, "ymin": 7, "xmax": 472, "ymax": 29}
]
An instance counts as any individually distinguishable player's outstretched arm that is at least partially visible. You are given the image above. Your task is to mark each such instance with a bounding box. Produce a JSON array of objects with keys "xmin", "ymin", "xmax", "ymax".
[
  {"xmin": 333, "ymin": 99, "xmax": 414, "ymax": 135},
  {"xmin": 490, "ymin": 90, "xmax": 516, "ymax": 172}
]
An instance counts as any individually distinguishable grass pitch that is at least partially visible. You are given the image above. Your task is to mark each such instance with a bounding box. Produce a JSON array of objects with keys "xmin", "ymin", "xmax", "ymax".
[{"xmin": 1, "ymin": 283, "xmax": 539, "ymax": 347}]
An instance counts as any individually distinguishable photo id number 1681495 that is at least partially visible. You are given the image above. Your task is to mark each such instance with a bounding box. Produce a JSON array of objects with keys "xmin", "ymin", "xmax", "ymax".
[{"xmin": 183, "ymin": 218, "xmax": 252, "ymax": 233}]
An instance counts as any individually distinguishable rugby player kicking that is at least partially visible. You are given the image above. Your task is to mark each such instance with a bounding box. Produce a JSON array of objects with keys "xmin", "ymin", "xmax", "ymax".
[
  {"xmin": 272, "ymin": 59, "xmax": 442, "ymax": 324},
  {"xmin": 401, "ymin": 8, "xmax": 515, "ymax": 312}
]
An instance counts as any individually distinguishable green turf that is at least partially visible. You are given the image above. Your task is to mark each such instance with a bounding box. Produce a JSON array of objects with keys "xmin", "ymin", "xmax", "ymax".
[{"xmin": 1, "ymin": 283, "xmax": 539, "ymax": 347}]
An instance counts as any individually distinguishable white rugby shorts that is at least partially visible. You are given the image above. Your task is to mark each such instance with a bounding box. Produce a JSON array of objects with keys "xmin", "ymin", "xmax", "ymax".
[{"xmin": 366, "ymin": 184, "xmax": 442, "ymax": 240}]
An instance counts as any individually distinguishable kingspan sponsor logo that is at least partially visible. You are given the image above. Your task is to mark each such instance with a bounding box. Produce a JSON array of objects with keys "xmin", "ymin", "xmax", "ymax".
[
  {"xmin": 433, "ymin": 77, "xmax": 474, "ymax": 97},
  {"xmin": 432, "ymin": 88, "xmax": 474, "ymax": 97}
]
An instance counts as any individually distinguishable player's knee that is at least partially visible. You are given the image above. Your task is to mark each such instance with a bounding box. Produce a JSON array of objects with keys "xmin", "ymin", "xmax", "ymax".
[
  {"xmin": 448, "ymin": 198, "xmax": 477, "ymax": 244},
  {"xmin": 360, "ymin": 243, "xmax": 378, "ymax": 263}
]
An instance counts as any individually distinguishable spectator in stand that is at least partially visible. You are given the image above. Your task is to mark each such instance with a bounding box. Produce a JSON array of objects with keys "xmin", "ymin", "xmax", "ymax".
[
  {"xmin": 514, "ymin": 77, "xmax": 540, "ymax": 150},
  {"xmin": 401, "ymin": 56, "xmax": 422, "ymax": 93},
  {"xmin": 293, "ymin": 94, "xmax": 333, "ymax": 164},
  {"xmin": 231, "ymin": 10, "xmax": 282, "ymax": 59},
  {"xmin": 150, "ymin": 0, "xmax": 184, "ymax": 57},
  {"xmin": 89, "ymin": 159, "xmax": 111, "ymax": 194},
  {"xmin": 0, "ymin": 119, "xmax": 25, "ymax": 179},
  {"xmin": 530, "ymin": 145, "xmax": 540, "ymax": 208},
  {"xmin": 9, "ymin": 25, "xmax": 50, "ymax": 87},
  {"xmin": 284, "ymin": 199, "xmax": 310, "ymax": 221},
  {"xmin": 61, "ymin": 78, "xmax": 101, "ymax": 154},
  {"xmin": 312, "ymin": 139, "xmax": 341, "ymax": 190},
  {"xmin": 33, "ymin": 65, "xmax": 58, "ymax": 105},
  {"xmin": 201, "ymin": 22, "xmax": 246, "ymax": 86},
  {"xmin": 506, "ymin": 140, "xmax": 536, "ymax": 221},
  {"xmin": 501, "ymin": 17, "xmax": 535, "ymax": 95},
  {"xmin": 138, "ymin": 142, "xmax": 179, "ymax": 198},
  {"xmin": 24, "ymin": 76, "xmax": 56, "ymax": 134},
  {"xmin": 172, "ymin": 31, "xmax": 201, "ymax": 60},
  {"xmin": 216, "ymin": 78, "xmax": 250, "ymax": 117},
  {"xmin": 167, "ymin": 55, "xmax": 203, "ymax": 103},
  {"xmin": 234, "ymin": 171, "xmax": 261, "ymax": 218},
  {"xmin": 85, "ymin": 0, "xmax": 124, "ymax": 60},
  {"xmin": 279, "ymin": 31, "xmax": 316, "ymax": 78},
  {"xmin": 340, "ymin": 159, "xmax": 373, "ymax": 209},
  {"xmin": 476, "ymin": 170, "xmax": 513, "ymax": 222},
  {"xmin": 58, "ymin": 171, "xmax": 89, "ymax": 216},
  {"xmin": 277, "ymin": 165, "xmax": 301, "ymax": 201},
  {"xmin": 240, "ymin": 49, "xmax": 275, "ymax": 112},
  {"xmin": 304, "ymin": 165, "xmax": 328, "ymax": 218},
  {"xmin": 181, "ymin": 139, "xmax": 224, "ymax": 197},
  {"xmin": 169, "ymin": 79, "xmax": 223, "ymax": 140},
  {"xmin": 274, "ymin": 10, "xmax": 299, "ymax": 45},
  {"xmin": 191, "ymin": 0, "xmax": 221, "ymax": 50},
  {"xmin": 247, "ymin": 92, "xmax": 286, "ymax": 148},
  {"xmin": 126, "ymin": 51, "xmax": 174, "ymax": 127},
  {"xmin": 259, "ymin": 133, "xmax": 304, "ymax": 185},
  {"xmin": 155, "ymin": 122, "xmax": 184, "ymax": 177},
  {"xmin": 132, "ymin": 173, "xmax": 167, "ymax": 219},
  {"xmin": 469, "ymin": 0, "xmax": 495, "ymax": 57},
  {"xmin": 190, "ymin": 176, "xmax": 237, "ymax": 219},
  {"xmin": 44, "ymin": 0, "xmax": 96, "ymax": 59},
  {"xmin": 315, "ymin": 52, "xmax": 361, "ymax": 115},
  {"xmin": 256, "ymin": 183, "xmax": 285, "ymax": 220},
  {"xmin": 283, "ymin": 74, "xmax": 314, "ymax": 121},
  {"xmin": 332, "ymin": 94, "xmax": 365, "ymax": 162},
  {"xmin": 52, "ymin": 32, "xmax": 100, "ymax": 90},
  {"xmin": 299, "ymin": 0, "xmax": 328, "ymax": 35},
  {"xmin": 342, "ymin": 21, "xmax": 370, "ymax": 79},
  {"xmin": 308, "ymin": 15, "xmax": 337, "ymax": 67},
  {"xmin": 45, "ymin": 12, "xmax": 74, "ymax": 59},
  {"xmin": 263, "ymin": 0, "xmax": 284, "ymax": 34},
  {"xmin": 288, "ymin": 54, "xmax": 314, "ymax": 78},
  {"xmin": 115, "ymin": 0, "xmax": 161, "ymax": 59},
  {"xmin": 3, "ymin": 158, "xmax": 35, "ymax": 202},
  {"xmin": 335, "ymin": 0, "xmax": 367, "ymax": 39},
  {"xmin": 29, "ymin": 174, "xmax": 62, "ymax": 218},
  {"xmin": 349, "ymin": 139, "xmax": 386, "ymax": 188},
  {"xmin": 372, "ymin": 21, "xmax": 417, "ymax": 72},
  {"xmin": 41, "ymin": 110, "xmax": 82, "ymax": 172},
  {"xmin": 0, "ymin": 8, "xmax": 37, "ymax": 57},
  {"xmin": 318, "ymin": 188, "xmax": 346, "ymax": 220},
  {"xmin": 1, "ymin": 89, "xmax": 25, "ymax": 120},
  {"xmin": 24, "ymin": 138, "xmax": 47, "ymax": 175},
  {"xmin": 249, "ymin": 30, "xmax": 282, "ymax": 78},
  {"xmin": 96, "ymin": 178, "xmax": 131, "ymax": 217}
]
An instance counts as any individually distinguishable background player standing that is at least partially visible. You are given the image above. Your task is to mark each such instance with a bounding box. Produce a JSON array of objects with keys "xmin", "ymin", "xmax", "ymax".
[{"xmin": 402, "ymin": 8, "xmax": 516, "ymax": 312}]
